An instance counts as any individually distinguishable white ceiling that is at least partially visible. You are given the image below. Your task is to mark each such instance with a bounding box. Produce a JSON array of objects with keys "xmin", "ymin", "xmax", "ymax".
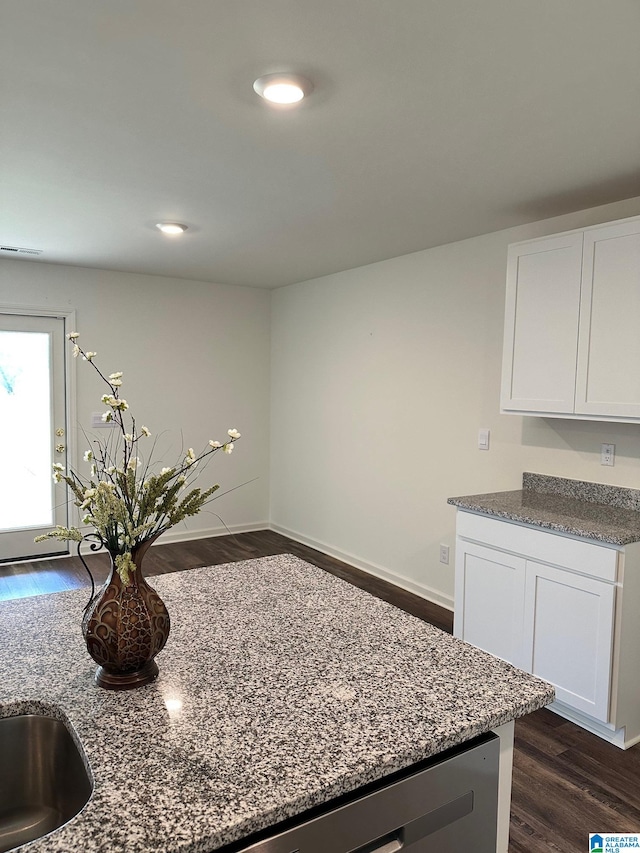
[{"xmin": 2, "ymin": 0, "xmax": 640, "ymax": 289}]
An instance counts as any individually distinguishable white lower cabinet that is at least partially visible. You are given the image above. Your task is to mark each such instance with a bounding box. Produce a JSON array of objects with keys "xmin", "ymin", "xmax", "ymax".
[
  {"xmin": 522, "ymin": 562, "xmax": 614, "ymax": 722},
  {"xmin": 454, "ymin": 541, "xmax": 526, "ymax": 671},
  {"xmin": 454, "ymin": 511, "xmax": 640, "ymax": 748}
]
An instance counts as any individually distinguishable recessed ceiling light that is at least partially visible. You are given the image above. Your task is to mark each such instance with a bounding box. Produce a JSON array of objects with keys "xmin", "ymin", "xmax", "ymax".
[
  {"xmin": 253, "ymin": 73, "xmax": 313, "ymax": 105},
  {"xmin": 156, "ymin": 222, "xmax": 188, "ymax": 235}
]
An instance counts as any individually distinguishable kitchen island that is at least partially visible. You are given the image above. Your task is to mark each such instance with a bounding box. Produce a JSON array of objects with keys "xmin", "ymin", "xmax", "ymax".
[{"xmin": 0, "ymin": 554, "xmax": 553, "ymax": 852}]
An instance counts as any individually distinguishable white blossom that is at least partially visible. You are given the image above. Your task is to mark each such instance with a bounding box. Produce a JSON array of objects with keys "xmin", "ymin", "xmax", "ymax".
[
  {"xmin": 101, "ymin": 411, "xmax": 112, "ymax": 423},
  {"xmin": 209, "ymin": 440, "xmax": 222, "ymax": 448},
  {"xmin": 66, "ymin": 332, "xmax": 79, "ymax": 340},
  {"xmin": 110, "ymin": 379, "xmax": 122, "ymax": 387},
  {"xmin": 73, "ymin": 345, "xmax": 80, "ymax": 358},
  {"xmin": 109, "ymin": 372, "xmax": 123, "ymax": 380},
  {"xmin": 127, "ymin": 456, "xmax": 140, "ymax": 471},
  {"xmin": 101, "ymin": 394, "xmax": 128, "ymax": 411},
  {"xmin": 81, "ymin": 488, "xmax": 96, "ymax": 509},
  {"xmin": 227, "ymin": 428, "xmax": 241, "ymax": 440},
  {"xmin": 84, "ymin": 351, "xmax": 97, "ymax": 362},
  {"xmin": 83, "ymin": 450, "xmax": 93, "ymax": 462},
  {"xmin": 124, "ymin": 433, "xmax": 134, "ymax": 442},
  {"xmin": 141, "ymin": 426, "xmax": 151, "ymax": 437},
  {"xmin": 223, "ymin": 442, "xmax": 234, "ymax": 454},
  {"xmin": 160, "ymin": 467, "xmax": 174, "ymax": 475}
]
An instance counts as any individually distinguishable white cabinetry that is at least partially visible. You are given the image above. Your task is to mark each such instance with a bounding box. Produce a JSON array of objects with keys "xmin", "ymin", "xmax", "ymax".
[
  {"xmin": 575, "ymin": 219, "xmax": 640, "ymax": 418},
  {"xmin": 501, "ymin": 232, "xmax": 583, "ymax": 414},
  {"xmin": 522, "ymin": 561, "xmax": 614, "ymax": 722},
  {"xmin": 501, "ymin": 214, "xmax": 640, "ymax": 422},
  {"xmin": 454, "ymin": 511, "xmax": 640, "ymax": 748},
  {"xmin": 454, "ymin": 541, "xmax": 526, "ymax": 671}
]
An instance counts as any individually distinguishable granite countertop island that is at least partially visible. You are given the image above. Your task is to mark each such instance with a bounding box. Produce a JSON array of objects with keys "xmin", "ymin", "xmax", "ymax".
[
  {"xmin": 448, "ymin": 472, "xmax": 640, "ymax": 545},
  {"xmin": 0, "ymin": 554, "xmax": 553, "ymax": 853}
]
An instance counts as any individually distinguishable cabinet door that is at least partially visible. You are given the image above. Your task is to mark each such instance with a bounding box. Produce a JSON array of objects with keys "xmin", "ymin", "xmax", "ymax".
[
  {"xmin": 575, "ymin": 219, "xmax": 640, "ymax": 418},
  {"xmin": 454, "ymin": 541, "xmax": 526, "ymax": 669},
  {"xmin": 501, "ymin": 232, "xmax": 583, "ymax": 414},
  {"xmin": 522, "ymin": 562, "xmax": 615, "ymax": 722}
]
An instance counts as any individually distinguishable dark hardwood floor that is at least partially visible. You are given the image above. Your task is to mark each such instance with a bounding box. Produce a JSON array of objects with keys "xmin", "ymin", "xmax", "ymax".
[{"xmin": 2, "ymin": 529, "xmax": 638, "ymax": 851}]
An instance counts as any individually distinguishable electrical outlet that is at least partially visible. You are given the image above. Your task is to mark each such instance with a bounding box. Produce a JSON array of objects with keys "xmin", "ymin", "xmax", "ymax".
[
  {"xmin": 439, "ymin": 544, "xmax": 450, "ymax": 565},
  {"xmin": 601, "ymin": 443, "xmax": 615, "ymax": 466}
]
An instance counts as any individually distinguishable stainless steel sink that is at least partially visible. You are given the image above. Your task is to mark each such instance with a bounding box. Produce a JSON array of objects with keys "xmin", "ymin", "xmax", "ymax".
[{"xmin": 0, "ymin": 714, "xmax": 92, "ymax": 852}]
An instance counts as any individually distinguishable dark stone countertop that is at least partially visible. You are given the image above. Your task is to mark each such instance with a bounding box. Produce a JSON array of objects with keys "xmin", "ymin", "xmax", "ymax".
[{"xmin": 448, "ymin": 473, "xmax": 640, "ymax": 545}]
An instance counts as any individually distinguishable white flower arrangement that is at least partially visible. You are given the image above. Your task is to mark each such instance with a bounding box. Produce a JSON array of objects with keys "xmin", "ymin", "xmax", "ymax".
[{"xmin": 36, "ymin": 334, "xmax": 241, "ymax": 584}]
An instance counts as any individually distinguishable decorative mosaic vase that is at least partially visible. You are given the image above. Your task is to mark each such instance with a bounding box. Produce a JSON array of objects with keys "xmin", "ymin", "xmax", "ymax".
[{"xmin": 81, "ymin": 536, "xmax": 170, "ymax": 690}]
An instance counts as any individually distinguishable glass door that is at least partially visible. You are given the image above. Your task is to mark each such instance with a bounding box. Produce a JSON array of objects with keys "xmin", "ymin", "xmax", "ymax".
[{"xmin": 0, "ymin": 313, "xmax": 70, "ymax": 561}]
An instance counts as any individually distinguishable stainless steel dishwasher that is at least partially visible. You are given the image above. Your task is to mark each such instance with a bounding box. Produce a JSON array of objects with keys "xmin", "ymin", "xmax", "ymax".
[{"xmin": 224, "ymin": 731, "xmax": 500, "ymax": 853}]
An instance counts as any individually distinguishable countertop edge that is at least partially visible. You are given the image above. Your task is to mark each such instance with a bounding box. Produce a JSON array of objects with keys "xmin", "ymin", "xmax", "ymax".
[{"xmin": 446, "ymin": 498, "xmax": 633, "ymax": 545}]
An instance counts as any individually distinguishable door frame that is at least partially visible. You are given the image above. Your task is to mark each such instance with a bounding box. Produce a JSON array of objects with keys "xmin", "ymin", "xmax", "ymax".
[{"xmin": 0, "ymin": 304, "xmax": 77, "ymax": 561}]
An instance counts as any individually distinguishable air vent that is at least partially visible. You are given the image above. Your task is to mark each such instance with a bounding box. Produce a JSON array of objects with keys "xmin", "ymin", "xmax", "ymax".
[{"xmin": 0, "ymin": 245, "xmax": 43, "ymax": 256}]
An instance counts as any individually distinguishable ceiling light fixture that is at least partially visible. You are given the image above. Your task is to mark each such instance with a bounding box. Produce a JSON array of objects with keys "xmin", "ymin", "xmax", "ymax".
[
  {"xmin": 253, "ymin": 73, "xmax": 313, "ymax": 105},
  {"xmin": 156, "ymin": 222, "xmax": 188, "ymax": 235}
]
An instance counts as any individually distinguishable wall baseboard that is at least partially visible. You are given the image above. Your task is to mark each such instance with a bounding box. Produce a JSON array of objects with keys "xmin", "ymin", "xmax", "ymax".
[
  {"xmin": 17, "ymin": 522, "xmax": 270, "ymax": 564},
  {"xmin": 22, "ymin": 522, "xmax": 454, "ymax": 614},
  {"xmin": 154, "ymin": 522, "xmax": 270, "ymax": 546},
  {"xmin": 269, "ymin": 523, "xmax": 454, "ymax": 612}
]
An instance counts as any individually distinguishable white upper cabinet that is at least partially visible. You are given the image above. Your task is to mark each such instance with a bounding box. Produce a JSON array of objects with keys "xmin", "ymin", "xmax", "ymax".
[
  {"xmin": 575, "ymin": 220, "xmax": 640, "ymax": 418},
  {"xmin": 501, "ymin": 214, "xmax": 640, "ymax": 422},
  {"xmin": 501, "ymin": 233, "xmax": 583, "ymax": 414}
]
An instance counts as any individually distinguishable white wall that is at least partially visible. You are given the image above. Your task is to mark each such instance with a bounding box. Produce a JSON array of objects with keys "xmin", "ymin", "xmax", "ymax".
[
  {"xmin": 270, "ymin": 195, "xmax": 640, "ymax": 609},
  {"xmin": 0, "ymin": 260, "xmax": 271, "ymax": 541},
  {"xmin": 5, "ymin": 196, "xmax": 640, "ymax": 606}
]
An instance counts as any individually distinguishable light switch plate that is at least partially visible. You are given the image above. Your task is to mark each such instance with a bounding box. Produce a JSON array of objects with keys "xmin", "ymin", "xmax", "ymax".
[
  {"xmin": 478, "ymin": 429, "xmax": 490, "ymax": 451},
  {"xmin": 91, "ymin": 412, "xmax": 117, "ymax": 429}
]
